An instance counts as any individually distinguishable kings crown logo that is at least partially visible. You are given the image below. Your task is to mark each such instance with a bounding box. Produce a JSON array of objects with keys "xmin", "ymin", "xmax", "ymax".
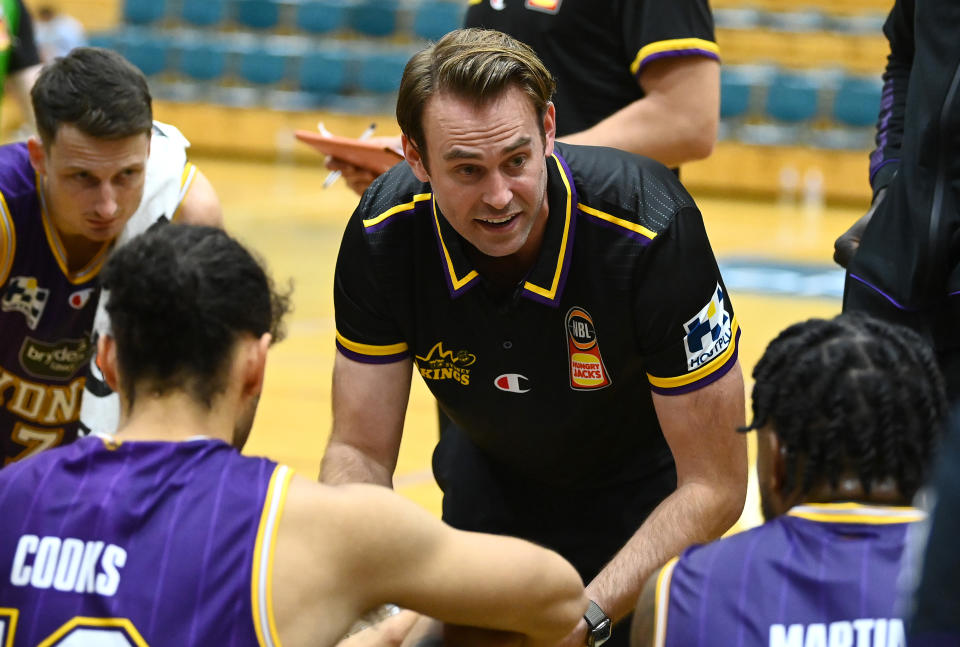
[{"xmin": 416, "ymin": 342, "xmax": 476, "ymax": 386}]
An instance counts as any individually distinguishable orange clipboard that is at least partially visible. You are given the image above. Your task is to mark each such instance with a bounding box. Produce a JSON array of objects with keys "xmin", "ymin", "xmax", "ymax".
[{"xmin": 294, "ymin": 130, "xmax": 404, "ymax": 175}]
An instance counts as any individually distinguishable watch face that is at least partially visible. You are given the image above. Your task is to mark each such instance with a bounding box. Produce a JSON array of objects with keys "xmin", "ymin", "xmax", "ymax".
[{"xmin": 588, "ymin": 619, "xmax": 611, "ymax": 646}]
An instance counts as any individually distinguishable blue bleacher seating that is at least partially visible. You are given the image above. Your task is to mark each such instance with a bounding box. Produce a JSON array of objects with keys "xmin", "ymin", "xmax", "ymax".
[
  {"xmin": 233, "ymin": 0, "xmax": 282, "ymax": 30},
  {"xmin": 720, "ymin": 69, "xmax": 753, "ymax": 120},
  {"xmin": 765, "ymin": 72, "xmax": 820, "ymax": 123},
  {"xmin": 87, "ymin": 31, "xmax": 120, "ymax": 52},
  {"xmin": 833, "ymin": 76, "xmax": 882, "ymax": 128},
  {"xmin": 182, "ymin": 0, "xmax": 228, "ymax": 27},
  {"xmin": 300, "ymin": 50, "xmax": 350, "ymax": 94},
  {"xmin": 349, "ymin": 0, "xmax": 399, "ymax": 37},
  {"xmin": 123, "ymin": 37, "xmax": 170, "ymax": 77},
  {"xmin": 123, "ymin": 0, "xmax": 166, "ymax": 26},
  {"xmin": 412, "ymin": 1, "xmax": 465, "ymax": 41},
  {"xmin": 177, "ymin": 41, "xmax": 229, "ymax": 81},
  {"xmin": 238, "ymin": 47, "xmax": 290, "ymax": 85},
  {"xmin": 296, "ymin": 0, "xmax": 349, "ymax": 35},
  {"xmin": 356, "ymin": 49, "xmax": 409, "ymax": 93}
]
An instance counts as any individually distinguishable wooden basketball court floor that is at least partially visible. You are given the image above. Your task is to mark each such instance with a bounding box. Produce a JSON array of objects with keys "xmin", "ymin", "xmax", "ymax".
[{"xmin": 199, "ymin": 153, "xmax": 855, "ymax": 532}]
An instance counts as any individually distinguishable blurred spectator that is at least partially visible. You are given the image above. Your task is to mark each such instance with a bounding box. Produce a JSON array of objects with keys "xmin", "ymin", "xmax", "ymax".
[
  {"xmin": 34, "ymin": 4, "xmax": 86, "ymax": 61},
  {"xmin": 0, "ymin": 0, "xmax": 41, "ymax": 128}
]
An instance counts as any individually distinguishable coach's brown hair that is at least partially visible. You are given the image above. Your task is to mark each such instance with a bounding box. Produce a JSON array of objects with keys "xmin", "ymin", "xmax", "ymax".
[{"xmin": 396, "ymin": 28, "xmax": 556, "ymax": 167}]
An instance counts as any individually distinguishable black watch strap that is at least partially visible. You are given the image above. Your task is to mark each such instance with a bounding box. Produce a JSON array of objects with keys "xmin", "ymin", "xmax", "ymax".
[{"xmin": 584, "ymin": 600, "xmax": 611, "ymax": 647}]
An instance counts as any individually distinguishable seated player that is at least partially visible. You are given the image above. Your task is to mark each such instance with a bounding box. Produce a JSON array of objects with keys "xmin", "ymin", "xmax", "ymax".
[
  {"xmin": 630, "ymin": 313, "xmax": 947, "ymax": 647},
  {"xmin": 0, "ymin": 224, "xmax": 587, "ymax": 646}
]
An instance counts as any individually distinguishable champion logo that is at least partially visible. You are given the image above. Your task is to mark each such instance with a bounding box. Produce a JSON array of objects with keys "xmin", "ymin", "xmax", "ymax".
[
  {"xmin": 68, "ymin": 288, "xmax": 95, "ymax": 310},
  {"xmin": 490, "ymin": 0, "xmax": 506, "ymax": 9},
  {"xmin": 495, "ymin": 373, "xmax": 530, "ymax": 393}
]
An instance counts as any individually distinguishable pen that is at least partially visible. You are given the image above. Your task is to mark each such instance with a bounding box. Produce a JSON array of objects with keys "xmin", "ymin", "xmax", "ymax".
[{"xmin": 322, "ymin": 122, "xmax": 377, "ymax": 189}]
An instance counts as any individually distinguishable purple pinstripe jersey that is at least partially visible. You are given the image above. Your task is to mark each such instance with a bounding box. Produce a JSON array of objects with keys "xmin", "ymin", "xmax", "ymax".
[
  {"xmin": 0, "ymin": 435, "xmax": 292, "ymax": 646},
  {"xmin": 0, "ymin": 143, "xmax": 102, "ymax": 465},
  {"xmin": 653, "ymin": 503, "xmax": 922, "ymax": 647}
]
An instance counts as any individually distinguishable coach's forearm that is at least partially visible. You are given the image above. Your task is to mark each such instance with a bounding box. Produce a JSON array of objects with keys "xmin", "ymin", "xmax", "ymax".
[
  {"xmin": 585, "ymin": 479, "xmax": 742, "ymax": 624},
  {"xmin": 319, "ymin": 439, "xmax": 395, "ymax": 487}
]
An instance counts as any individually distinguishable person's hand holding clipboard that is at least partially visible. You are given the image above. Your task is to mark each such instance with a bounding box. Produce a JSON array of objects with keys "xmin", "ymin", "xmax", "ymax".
[{"xmin": 296, "ymin": 123, "xmax": 404, "ymax": 192}]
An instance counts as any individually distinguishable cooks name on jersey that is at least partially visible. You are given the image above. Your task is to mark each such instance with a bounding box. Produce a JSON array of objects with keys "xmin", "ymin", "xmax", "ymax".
[{"xmin": 9, "ymin": 534, "xmax": 127, "ymax": 596}]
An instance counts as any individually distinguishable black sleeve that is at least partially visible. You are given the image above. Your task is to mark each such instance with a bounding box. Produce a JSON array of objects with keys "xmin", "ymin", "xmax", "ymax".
[
  {"xmin": 870, "ymin": 0, "xmax": 913, "ymax": 197},
  {"xmin": 8, "ymin": 0, "xmax": 40, "ymax": 73},
  {"xmin": 634, "ymin": 205, "xmax": 739, "ymax": 395},
  {"xmin": 623, "ymin": 0, "xmax": 717, "ymax": 76}
]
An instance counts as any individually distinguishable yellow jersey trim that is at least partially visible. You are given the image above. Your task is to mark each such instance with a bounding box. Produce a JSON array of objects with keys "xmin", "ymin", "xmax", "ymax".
[
  {"xmin": 37, "ymin": 617, "xmax": 149, "ymax": 647},
  {"xmin": 36, "ymin": 176, "xmax": 110, "ymax": 285},
  {"xmin": 252, "ymin": 464, "xmax": 294, "ymax": 647},
  {"xmin": 523, "ymin": 154, "xmax": 572, "ymax": 300},
  {"xmin": 578, "ymin": 202, "xmax": 657, "ymax": 241},
  {"xmin": 647, "ymin": 318, "xmax": 740, "ymax": 388},
  {"xmin": 468, "ymin": 0, "xmax": 483, "ymax": 4},
  {"xmin": 363, "ymin": 193, "xmax": 432, "ymax": 229},
  {"xmin": 434, "ymin": 197, "xmax": 480, "ymax": 290},
  {"xmin": 0, "ymin": 608, "xmax": 19, "ymax": 647},
  {"xmin": 171, "ymin": 162, "xmax": 198, "ymax": 222},
  {"xmin": 630, "ymin": 38, "xmax": 721, "ymax": 75},
  {"xmin": 653, "ymin": 557, "xmax": 680, "ymax": 647},
  {"xmin": 0, "ymin": 192, "xmax": 16, "ymax": 287},
  {"xmin": 787, "ymin": 502, "xmax": 925, "ymax": 525},
  {"xmin": 336, "ymin": 332, "xmax": 409, "ymax": 356}
]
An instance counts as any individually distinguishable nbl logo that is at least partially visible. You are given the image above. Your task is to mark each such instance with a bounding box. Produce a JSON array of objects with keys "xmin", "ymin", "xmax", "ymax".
[
  {"xmin": 683, "ymin": 284, "xmax": 733, "ymax": 371},
  {"xmin": 2, "ymin": 276, "xmax": 50, "ymax": 330},
  {"xmin": 565, "ymin": 307, "xmax": 611, "ymax": 390}
]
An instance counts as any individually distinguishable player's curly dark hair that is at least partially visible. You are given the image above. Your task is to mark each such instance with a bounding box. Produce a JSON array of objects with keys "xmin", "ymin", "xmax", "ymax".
[
  {"xmin": 101, "ymin": 224, "xmax": 291, "ymax": 408},
  {"xmin": 743, "ymin": 313, "xmax": 946, "ymax": 500}
]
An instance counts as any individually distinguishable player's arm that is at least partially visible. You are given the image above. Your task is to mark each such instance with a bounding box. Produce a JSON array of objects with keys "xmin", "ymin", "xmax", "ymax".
[
  {"xmin": 275, "ymin": 477, "xmax": 588, "ymax": 647},
  {"xmin": 177, "ymin": 168, "xmax": 223, "ymax": 227},
  {"xmin": 558, "ymin": 364, "xmax": 746, "ymax": 646},
  {"xmin": 320, "ymin": 351, "xmax": 412, "ymax": 486},
  {"xmin": 560, "ymin": 55, "xmax": 719, "ymax": 167}
]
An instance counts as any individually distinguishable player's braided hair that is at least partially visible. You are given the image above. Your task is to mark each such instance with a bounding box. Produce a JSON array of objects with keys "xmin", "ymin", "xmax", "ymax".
[
  {"xmin": 743, "ymin": 313, "xmax": 946, "ymax": 500},
  {"xmin": 101, "ymin": 223, "xmax": 291, "ymax": 408}
]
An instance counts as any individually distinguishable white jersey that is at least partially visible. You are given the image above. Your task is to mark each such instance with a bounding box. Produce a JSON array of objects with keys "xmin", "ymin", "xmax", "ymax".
[{"xmin": 78, "ymin": 121, "xmax": 198, "ymax": 436}]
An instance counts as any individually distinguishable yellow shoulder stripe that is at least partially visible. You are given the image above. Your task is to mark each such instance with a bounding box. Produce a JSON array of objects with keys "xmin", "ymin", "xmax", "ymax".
[
  {"xmin": 647, "ymin": 318, "xmax": 740, "ymax": 389},
  {"xmin": 653, "ymin": 557, "xmax": 680, "ymax": 647},
  {"xmin": 0, "ymin": 192, "xmax": 17, "ymax": 287},
  {"xmin": 252, "ymin": 464, "xmax": 294, "ymax": 647},
  {"xmin": 336, "ymin": 332, "xmax": 408, "ymax": 356},
  {"xmin": 363, "ymin": 193, "xmax": 432, "ymax": 229},
  {"xmin": 171, "ymin": 162, "xmax": 198, "ymax": 223},
  {"xmin": 578, "ymin": 202, "xmax": 657, "ymax": 241}
]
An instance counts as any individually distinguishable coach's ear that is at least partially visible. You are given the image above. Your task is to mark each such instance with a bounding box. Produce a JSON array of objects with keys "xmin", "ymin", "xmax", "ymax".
[{"xmin": 402, "ymin": 134, "xmax": 430, "ymax": 183}]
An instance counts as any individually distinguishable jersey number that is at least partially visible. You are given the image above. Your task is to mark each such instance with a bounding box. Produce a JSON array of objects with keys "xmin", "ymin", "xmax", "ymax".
[
  {"xmin": 5, "ymin": 424, "xmax": 64, "ymax": 465},
  {"xmin": 0, "ymin": 612, "xmax": 147, "ymax": 647}
]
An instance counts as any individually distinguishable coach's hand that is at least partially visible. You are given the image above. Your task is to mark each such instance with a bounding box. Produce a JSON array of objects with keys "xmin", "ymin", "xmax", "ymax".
[{"xmin": 834, "ymin": 187, "xmax": 886, "ymax": 269}]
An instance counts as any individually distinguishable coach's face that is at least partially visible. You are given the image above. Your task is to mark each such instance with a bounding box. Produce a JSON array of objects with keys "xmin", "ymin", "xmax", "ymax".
[
  {"xmin": 29, "ymin": 124, "xmax": 150, "ymax": 245},
  {"xmin": 403, "ymin": 85, "xmax": 556, "ymax": 261}
]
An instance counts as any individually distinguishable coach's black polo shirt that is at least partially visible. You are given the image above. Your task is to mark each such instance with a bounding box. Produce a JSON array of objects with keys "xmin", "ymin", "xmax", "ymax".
[
  {"xmin": 334, "ymin": 143, "xmax": 739, "ymax": 491},
  {"xmin": 464, "ymin": 0, "xmax": 718, "ymax": 135}
]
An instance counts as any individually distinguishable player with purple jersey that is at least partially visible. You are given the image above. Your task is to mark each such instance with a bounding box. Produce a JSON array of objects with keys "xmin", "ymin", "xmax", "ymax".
[
  {"xmin": 631, "ymin": 314, "xmax": 947, "ymax": 647},
  {"xmin": 0, "ymin": 47, "xmax": 221, "ymax": 466},
  {"xmin": 0, "ymin": 224, "xmax": 588, "ymax": 646}
]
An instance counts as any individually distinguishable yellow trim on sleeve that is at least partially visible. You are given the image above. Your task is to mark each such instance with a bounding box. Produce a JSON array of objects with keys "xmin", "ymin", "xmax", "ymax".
[
  {"xmin": 252, "ymin": 465, "xmax": 294, "ymax": 647},
  {"xmin": 363, "ymin": 193, "xmax": 432, "ymax": 229},
  {"xmin": 646, "ymin": 318, "xmax": 739, "ymax": 389},
  {"xmin": 171, "ymin": 162, "xmax": 198, "ymax": 222},
  {"xmin": 0, "ymin": 192, "xmax": 17, "ymax": 287},
  {"xmin": 523, "ymin": 154, "xmax": 573, "ymax": 301},
  {"xmin": 336, "ymin": 332, "xmax": 409, "ymax": 357},
  {"xmin": 577, "ymin": 202, "xmax": 657, "ymax": 241},
  {"xmin": 630, "ymin": 38, "xmax": 720, "ymax": 75},
  {"xmin": 653, "ymin": 557, "xmax": 680, "ymax": 647},
  {"xmin": 37, "ymin": 617, "xmax": 149, "ymax": 647}
]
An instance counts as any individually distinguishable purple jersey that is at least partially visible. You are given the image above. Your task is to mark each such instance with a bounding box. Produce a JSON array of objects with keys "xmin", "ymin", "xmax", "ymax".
[
  {"xmin": 0, "ymin": 435, "xmax": 292, "ymax": 646},
  {"xmin": 653, "ymin": 503, "xmax": 922, "ymax": 647},
  {"xmin": 0, "ymin": 143, "xmax": 102, "ymax": 464}
]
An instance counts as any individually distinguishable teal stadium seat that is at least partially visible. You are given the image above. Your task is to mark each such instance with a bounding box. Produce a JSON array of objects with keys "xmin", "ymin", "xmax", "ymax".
[
  {"xmin": 296, "ymin": 0, "xmax": 349, "ymax": 34},
  {"xmin": 238, "ymin": 45, "xmax": 290, "ymax": 85},
  {"xmin": 720, "ymin": 68, "xmax": 753, "ymax": 119},
  {"xmin": 178, "ymin": 40, "xmax": 229, "ymax": 82},
  {"xmin": 121, "ymin": 33, "xmax": 170, "ymax": 76},
  {"xmin": 182, "ymin": 0, "xmax": 228, "ymax": 27},
  {"xmin": 87, "ymin": 32, "xmax": 119, "ymax": 52},
  {"xmin": 123, "ymin": 0, "xmax": 165, "ymax": 26},
  {"xmin": 357, "ymin": 49, "xmax": 409, "ymax": 93},
  {"xmin": 349, "ymin": 0, "xmax": 398, "ymax": 37},
  {"xmin": 300, "ymin": 50, "xmax": 350, "ymax": 94},
  {"xmin": 413, "ymin": 1, "xmax": 465, "ymax": 41},
  {"xmin": 766, "ymin": 72, "xmax": 820, "ymax": 123},
  {"xmin": 233, "ymin": 0, "xmax": 282, "ymax": 30},
  {"xmin": 833, "ymin": 76, "xmax": 882, "ymax": 128}
]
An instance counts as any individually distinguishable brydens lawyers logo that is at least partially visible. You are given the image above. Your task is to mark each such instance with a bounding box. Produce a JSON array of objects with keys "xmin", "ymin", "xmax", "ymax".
[
  {"xmin": 683, "ymin": 283, "xmax": 733, "ymax": 371},
  {"xmin": 68, "ymin": 288, "xmax": 94, "ymax": 310},
  {"xmin": 565, "ymin": 307, "xmax": 611, "ymax": 390},
  {"xmin": 495, "ymin": 374, "xmax": 530, "ymax": 393}
]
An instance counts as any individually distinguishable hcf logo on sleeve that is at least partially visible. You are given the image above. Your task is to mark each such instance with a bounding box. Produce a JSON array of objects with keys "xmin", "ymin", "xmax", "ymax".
[{"xmin": 683, "ymin": 283, "xmax": 733, "ymax": 371}]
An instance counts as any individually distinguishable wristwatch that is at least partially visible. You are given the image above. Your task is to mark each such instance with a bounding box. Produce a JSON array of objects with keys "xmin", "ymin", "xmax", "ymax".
[{"xmin": 584, "ymin": 600, "xmax": 611, "ymax": 647}]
